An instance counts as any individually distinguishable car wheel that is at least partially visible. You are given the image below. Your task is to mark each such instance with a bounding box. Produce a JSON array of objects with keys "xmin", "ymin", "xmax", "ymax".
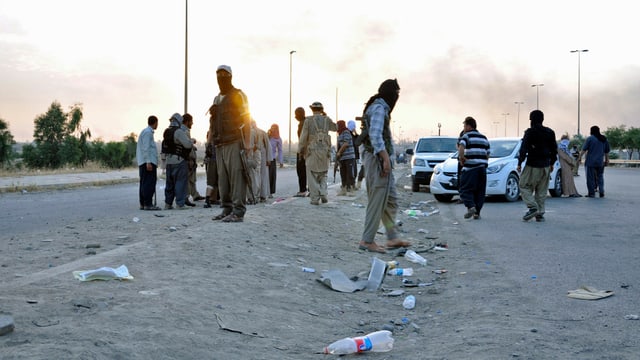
[
  {"xmin": 549, "ymin": 169, "xmax": 562, "ymax": 197},
  {"xmin": 434, "ymin": 194, "xmax": 454, "ymax": 202},
  {"xmin": 503, "ymin": 173, "xmax": 520, "ymax": 202},
  {"xmin": 412, "ymin": 180, "xmax": 420, "ymax": 192}
]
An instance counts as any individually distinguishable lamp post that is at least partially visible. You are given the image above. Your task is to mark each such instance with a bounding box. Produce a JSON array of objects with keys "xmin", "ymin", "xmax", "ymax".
[
  {"xmin": 514, "ymin": 101, "xmax": 524, "ymax": 136},
  {"xmin": 571, "ymin": 49, "xmax": 588, "ymax": 137},
  {"xmin": 531, "ymin": 84, "xmax": 544, "ymax": 109},
  {"xmin": 492, "ymin": 121, "xmax": 500, "ymax": 138},
  {"xmin": 501, "ymin": 113, "xmax": 509, "ymax": 137},
  {"xmin": 184, "ymin": 0, "xmax": 188, "ymax": 113},
  {"xmin": 288, "ymin": 50, "xmax": 296, "ymax": 156}
]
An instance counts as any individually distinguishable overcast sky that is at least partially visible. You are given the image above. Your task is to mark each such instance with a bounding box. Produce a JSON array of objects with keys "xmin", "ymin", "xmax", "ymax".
[{"xmin": 1, "ymin": 0, "xmax": 638, "ymax": 146}]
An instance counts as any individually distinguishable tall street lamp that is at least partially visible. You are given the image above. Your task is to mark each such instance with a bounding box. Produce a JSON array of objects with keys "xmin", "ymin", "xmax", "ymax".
[
  {"xmin": 531, "ymin": 84, "xmax": 544, "ymax": 109},
  {"xmin": 571, "ymin": 49, "xmax": 588, "ymax": 137},
  {"xmin": 501, "ymin": 113, "xmax": 509, "ymax": 137},
  {"xmin": 514, "ymin": 101, "xmax": 524, "ymax": 136},
  {"xmin": 184, "ymin": 0, "xmax": 188, "ymax": 113},
  {"xmin": 288, "ymin": 50, "xmax": 296, "ymax": 156}
]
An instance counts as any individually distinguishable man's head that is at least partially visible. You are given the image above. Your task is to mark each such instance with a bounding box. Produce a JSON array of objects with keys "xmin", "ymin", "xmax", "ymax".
[
  {"xmin": 309, "ymin": 101, "xmax": 323, "ymax": 113},
  {"xmin": 463, "ymin": 116, "xmax": 477, "ymax": 130},
  {"xmin": 216, "ymin": 65, "xmax": 233, "ymax": 94},
  {"xmin": 378, "ymin": 78, "xmax": 400, "ymax": 112},
  {"xmin": 170, "ymin": 113, "xmax": 183, "ymax": 125},
  {"xmin": 295, "ymin": 107, "xmax": 305, "ymax": 121},
  {"xmin": 148, "ymin": 115, "xmax": 158, "ymax": 130},
  {"xmin": 182, "ymin": 113, "xmax": 193, "ymax": 129},
  {"xmin": 590, "ymin": 125, "xmax": 601, "ymax": 136},
  {"xmin": 529, "ymin": 110, "xmax": 544, "ymax": 126}
]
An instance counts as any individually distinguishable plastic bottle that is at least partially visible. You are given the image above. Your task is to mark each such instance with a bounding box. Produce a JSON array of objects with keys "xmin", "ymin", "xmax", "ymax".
[
  {"xmin": 404, "ymin": 250, "xmax": 427, "ymax": 266},
  {"xmin": 387, "ymin": 268, "xmax": 414, "ymax": 276},
  {"xmin": 323, "ymin": 330, "xmax": 394, "ymax": 354},
  {"xmin": 402, "ymin": 295, "xmax": 416, "ymax": 310}
]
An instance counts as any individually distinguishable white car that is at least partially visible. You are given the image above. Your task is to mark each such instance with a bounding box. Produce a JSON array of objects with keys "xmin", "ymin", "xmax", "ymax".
[
  {"xmin": 429, "ymin": 137, "xmax": 562, "ymax": 202},
  {"xmin": 407, "ymin": 136, "xmax": 459, "ymax": 192}
]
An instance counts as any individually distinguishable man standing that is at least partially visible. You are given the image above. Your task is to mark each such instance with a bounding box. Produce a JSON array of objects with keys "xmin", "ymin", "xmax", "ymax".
[
  {"xmin": 579, "ymin": 125, "xmax": 610, "ymax": 197},
  {"xmin": 358, "ymin": 79, "xmax": 410, "ymax": 253},
  {"xmin": 182, "ymin": 113, "xmax": 203, "ymax": 206},
  {"xmin": 163, "ymin": 113, "xmax": 192, "ymax": 209},
  {"xmin": 294, "ymin": 107, "xmax": 308, "ymax": 197},
  {"xmin": 209, "ymin": 65, "xmax": 251, "ymax": 223},
  {"xmin": 336, "ymin": 120, "xmax": 356, "ymax": 196},
  {"xmin": 268, "ymin": 124, "xmax": 283, "ymax": 197},
  {"xmin": 136, "ymin": 115, "xmax": 160, "ymax": 210},
  {"xmin": 298, "ymin": 102, "xmax": 337, "ymax": 205},
  {"xmin": 517, "ymin": 110, "xmax": 557, "ymax": 222},
  {"xmin": 253, "ymin": 121, "xmax": 271, "ymax": 203},
  {"xmin": 458, "ymin": 117, "xmax": 490, "ymax": 219},
  {"xmin": 203, "ymin": 130, "xmax": 219, "ymax": 208}
]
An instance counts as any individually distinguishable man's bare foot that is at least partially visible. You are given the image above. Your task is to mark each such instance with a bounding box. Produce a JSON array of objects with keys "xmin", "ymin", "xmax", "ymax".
[
  {"xmin": 358, "ymin": 241, "xmax": 387, "ymax": 253},
  {"xmin": 386, "ymin": 239, "xmax": 411, "ymax": 249}
]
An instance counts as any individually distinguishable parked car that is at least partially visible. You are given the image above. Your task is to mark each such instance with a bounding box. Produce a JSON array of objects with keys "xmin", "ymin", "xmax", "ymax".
[
  {"xmin": 406, "ymin": 136, "xmax": 459, "ymax": 192},
  {"xmin": 429, "ymin": 137, "xmax": 562, "ymax": 202}
]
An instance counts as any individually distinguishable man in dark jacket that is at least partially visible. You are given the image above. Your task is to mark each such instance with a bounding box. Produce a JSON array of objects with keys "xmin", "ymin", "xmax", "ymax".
[{"xmin": 516, "ymin": 110, "xmax": 557, "ymax": 222}]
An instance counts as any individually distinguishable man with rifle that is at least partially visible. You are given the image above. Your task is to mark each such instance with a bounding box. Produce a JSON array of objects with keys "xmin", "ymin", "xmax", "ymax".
[{"xmin": 208, "ymin": 65, "xmax": 252, "ymax": 223}]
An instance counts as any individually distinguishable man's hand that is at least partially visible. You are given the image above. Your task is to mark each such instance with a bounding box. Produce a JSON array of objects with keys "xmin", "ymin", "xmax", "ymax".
[
  {"xmin": 279, "ymin": 163, "xmax": 284, "ymax": 168},
  {"xmin": 146, "ymin": 163, "xmax": 153, "ymax": 171},
  {"xmin": 549, "ymin": 164, "xmax": 554, "ymax": 173},
  {"xmin": 516, "ymin": 165, "xmax": 522, "ymax": 173},
  {"xmin": 378, "ymin": 151, "xmax": 391, "ymax": 177}
]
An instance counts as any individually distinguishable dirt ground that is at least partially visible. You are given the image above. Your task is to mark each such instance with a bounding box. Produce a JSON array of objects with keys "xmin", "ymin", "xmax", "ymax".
[{"xmin": 0, "ymin": 167, "xmax": 630, "ymax": 359}]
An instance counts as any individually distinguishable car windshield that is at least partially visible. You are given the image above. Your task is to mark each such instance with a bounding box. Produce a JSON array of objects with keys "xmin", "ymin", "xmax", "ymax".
[
  {"xmin": 416, "ymin": 138, "xmax": 458, "ymax": 153},
  {"xmin": 489, "ymin": 139, "xmax": 519, "ymax": 158}
]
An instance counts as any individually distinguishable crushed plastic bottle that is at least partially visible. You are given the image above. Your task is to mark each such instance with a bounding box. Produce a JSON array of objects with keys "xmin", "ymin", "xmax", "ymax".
[
  {"xmin": 323, "ymin": 330, "xmax": 394, "ymax": 354},
  {"xmin": 402, "ymin": 295, "xmax": 416, "ymax": 309},
  {"xmin": 387, "ymin": 268, "xmax": 414, "ymax": 276},
  {"xmin": 301, "ymin": 267, "xmax": 315, "ymax": 273},
  {"xmin": 404, "ymin": 250, "xmax": 427, "ymax": 266}
]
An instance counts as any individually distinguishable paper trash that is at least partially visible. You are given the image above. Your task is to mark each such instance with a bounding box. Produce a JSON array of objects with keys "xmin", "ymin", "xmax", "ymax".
[{"xmin": 73, "ymin": 264, "xmax": 134, "ymax": 281}]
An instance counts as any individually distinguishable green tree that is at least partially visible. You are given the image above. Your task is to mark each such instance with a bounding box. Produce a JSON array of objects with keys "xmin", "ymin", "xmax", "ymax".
[
  {"xmin": 604, "ymin": 125, "xmax": 626, "ymax": 151},
  {"xmin": 623, "ymin": 127, "xmax": 640, "ymax": 160},
  {"xmin": 23, "ymin": 102, "xmax": 91, "ymax": 169},
  {"xmin": 0, "ymin": 118, "xmax": 15, "ymax": 166},
  {"xmin": 123, "ymin": 132, "xmax": 137, "ymax": 166}
]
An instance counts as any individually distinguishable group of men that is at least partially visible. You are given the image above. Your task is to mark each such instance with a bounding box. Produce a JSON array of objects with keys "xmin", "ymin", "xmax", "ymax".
[{"xmin": 457, "ymin": 109, "xmax": 610, "ymax": 223}]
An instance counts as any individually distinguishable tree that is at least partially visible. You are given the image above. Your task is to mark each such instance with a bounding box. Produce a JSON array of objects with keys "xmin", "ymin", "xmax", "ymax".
[
  {"xmin": 623, "ymin": 127, "xmax": 640, "ymax": 160},
  {"xmin": 0, "ymin": 118, "xmax": 15, "ymax": 166},
  {"xmin": 23, "ymin": 102, "xmax": 91, "ymax": 169},
  {"xmin": 603, "ymin": 125, "xmax": 626, "ymax": 151}
]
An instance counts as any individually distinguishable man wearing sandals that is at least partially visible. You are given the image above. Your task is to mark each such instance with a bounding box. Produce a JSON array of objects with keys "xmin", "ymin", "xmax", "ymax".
[
  {"xmin": 209, "ymin": 65, "xmax": 252, "ymax": 223},
  {"xmin": 358, "ymin": 79, "xmax": 411, "ymax": 253}
]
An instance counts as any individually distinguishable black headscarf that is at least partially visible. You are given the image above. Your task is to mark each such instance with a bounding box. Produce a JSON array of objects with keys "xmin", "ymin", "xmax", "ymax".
[
  {"xmin": 363, "ymin": 78, "xmax": 400, "ymax": 115},
  {"xmin": 590, "ymin": 125, "xmax": 607, "ymax": 142}
]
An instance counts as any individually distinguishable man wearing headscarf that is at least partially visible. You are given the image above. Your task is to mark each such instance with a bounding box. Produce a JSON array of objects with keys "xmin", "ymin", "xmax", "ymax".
[
  {"xmin": 579, "ymin": 125, "xmax": 610, "ymax": 197},
  {"xmin": 358, "ymin": 79, "xmax": 411, "ymax": 253},
  {"xmin": 163, "ymin": 113, "xmax": 193, "ymax": 209},
  {"xmin": 517, "ymin": 110, "xmax": 557, "ymax": 222},
  {"xmin": 209, "ymin": 65, "xmax": 251, "ymax": 222},
  {"xmin": 336, "ymin": 120, "xmax": 356, "ymax": 195},
  {"xmin": 347, "ymin": 119, "xmax": 365, "ymax": 190}
]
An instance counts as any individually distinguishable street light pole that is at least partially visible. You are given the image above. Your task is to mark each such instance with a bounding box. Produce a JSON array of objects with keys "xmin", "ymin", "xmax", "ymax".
[
  {"xmin": 501, "ymin": 113, "xmax": 509, "ymax": 137},
  {"xmin": 531, "ymin": 84, "xmax": 544, "ymax": 109},
  {"xmin": 514, "ymin": 101, "xmax": 524, "ymax": 137},
  {"xmin": 571, "ymin": 49, "xmax": 588, "ymax": 137},
  {"xmin": 288, "ymin": 50, "xmax": 296, "ymax": 156},
  {"xmin": 184, "ymin": 0, "xmax": 188, "ymax": 113}
]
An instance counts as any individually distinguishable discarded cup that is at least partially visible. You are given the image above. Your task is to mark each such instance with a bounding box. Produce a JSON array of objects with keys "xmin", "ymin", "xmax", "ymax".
[
  {"xmin": 404, "ymin": 250, "xmax": 427, "ymax": 266},
  {"xmin": 402, "ymin": 295, "xmax": 416, "ymax": 310}
]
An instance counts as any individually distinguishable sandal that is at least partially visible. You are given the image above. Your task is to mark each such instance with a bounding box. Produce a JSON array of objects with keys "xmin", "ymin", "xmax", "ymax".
[
  {"xmin": 212, "ymin": 213, "xmax": 229, "ymax": 221},
  {"xmin": 358, "ymin": 241, "xmax": 386, "ymax": 254},
  {"xmin": 386, "ymin": 239, "xmax": 412, "ymax": 249},
  {"xmin": 221, "ymin": 214, "xmax": 244, "ymax": 223}
]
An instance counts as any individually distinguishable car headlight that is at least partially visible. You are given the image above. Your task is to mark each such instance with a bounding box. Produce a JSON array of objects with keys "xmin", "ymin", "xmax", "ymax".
[
  {"xmin": 413, "ymin": 158, "xmax": 426, "ymax": 167},
  {"xmin": 486, "ymin": 163, "xmax": 506, "ymax": 174}
]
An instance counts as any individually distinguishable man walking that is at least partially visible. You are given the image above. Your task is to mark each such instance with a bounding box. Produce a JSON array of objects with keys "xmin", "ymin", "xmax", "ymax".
[
  {"xmin": 298, "ymin": 102, "xmax": 337, "ymax": 205},
  {"xmin": 136, "ymin": 115, "xmax": 160, "ymax": 210},
  {"xmin": 358, "ymin": 79, "xmax": 410, "ymax": 253},
  {"xmin": 517, "ymin": 110, "xmax": 557, "ymax": 222},
  {"xmin": 458, "ymin": 116, "xmax": 490, "ymax": 219},
  {"xmin": 209, "ymin": 65, "xmax": 251, "ymax": 223}
]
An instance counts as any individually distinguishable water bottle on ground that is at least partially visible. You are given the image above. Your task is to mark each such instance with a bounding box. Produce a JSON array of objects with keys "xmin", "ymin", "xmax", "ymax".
[
  {"xmin": 387, "ymin": 268, "xmax": 413, "ymax": 276},
  {"xmin": 403, "ymin": 295, "xmax": 416, "ymax": 309},
  {"xmin": 404, "ymin": 249, "xmax": 427, "ymax": 266},
  {"xmin": 323, "ymin": 330, "xmax": 394, "ymax": 354}
]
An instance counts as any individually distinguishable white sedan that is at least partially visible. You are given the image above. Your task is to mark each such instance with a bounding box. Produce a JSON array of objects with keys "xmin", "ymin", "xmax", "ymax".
[{"xmin": 429, "ymin": 137, "xmax": 562, "ymax": 202}]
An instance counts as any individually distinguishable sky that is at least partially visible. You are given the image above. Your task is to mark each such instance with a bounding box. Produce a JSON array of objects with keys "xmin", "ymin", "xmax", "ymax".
[{"xmin": 1, "ymin": 0, "xmax": 639, "ymax": 149}]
